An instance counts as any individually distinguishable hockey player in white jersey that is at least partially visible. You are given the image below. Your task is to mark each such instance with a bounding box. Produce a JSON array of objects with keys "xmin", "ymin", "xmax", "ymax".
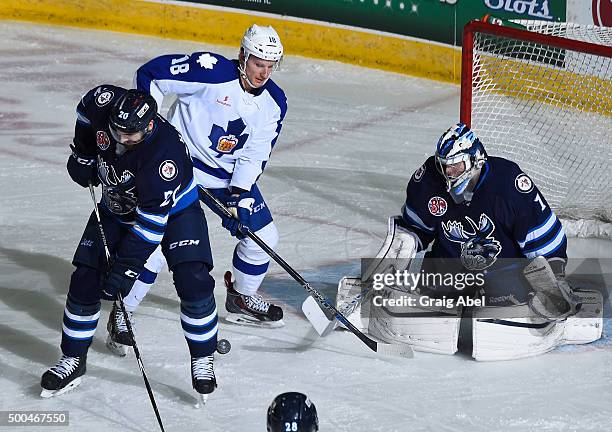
[{"xmin": 105, "ymin": 25, "xmax": 287, "ymax": 348}]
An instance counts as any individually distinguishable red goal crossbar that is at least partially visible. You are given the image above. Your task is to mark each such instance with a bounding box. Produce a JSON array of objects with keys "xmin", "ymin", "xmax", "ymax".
[{"xmin": 460, "ymin": 20, "xmax": 612, "ymax": 127}]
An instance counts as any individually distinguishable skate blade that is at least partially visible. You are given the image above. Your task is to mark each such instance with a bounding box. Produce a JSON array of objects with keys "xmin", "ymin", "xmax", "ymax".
[
  {"xmin": 194, "ymin": 393, "xmax": 209, "ymax": 409},
  {"xmin": 105, "ymin": 334, "xmax": 128, "ymax": 357},
  {"xmin": 40, "ymin": 377, "xmax": 82, "ymax": 399},
  {"xmin": 225, "ymin": 313, "xmax": 285, "ymax": 328}
]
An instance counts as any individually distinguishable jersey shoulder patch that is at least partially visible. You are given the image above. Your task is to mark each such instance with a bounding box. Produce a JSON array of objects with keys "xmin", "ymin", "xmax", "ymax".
[
  {"xmin": 159, "ymin": 159, "xmax": 178, "ymax": 181},
  {"xmin": 189, "ymin": 52, "xmax": 239, "ymax": 84},
  {"xmin": 412, "ymin": 156, "xmax": 441, "ymax": 187},
  {"xmin": 145, "ymin": 118, "xmax": 188, "ymax": 180},
  {"xmin": 412, "ymin": 163, "xmax": 426, "ymax": 183},
  {"xmin": 514, "ymin": 173, "xmax": 534, "ymax": 193},
  {"xmin": 405, "ymin": 157, "xmax": 446, "ymax": 210},
  {"xmin": 93, "ymin": 87, "xmax": 114, "ymax": 107},
  {"xmin": 78, "ymin": 85, "xmax": 125, "ymax": 126}
]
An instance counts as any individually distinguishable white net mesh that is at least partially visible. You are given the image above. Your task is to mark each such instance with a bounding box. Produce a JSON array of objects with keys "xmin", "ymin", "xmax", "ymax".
[{"xmin": 467, "ymin": 21, "xmax": 612, "ymax": 227}]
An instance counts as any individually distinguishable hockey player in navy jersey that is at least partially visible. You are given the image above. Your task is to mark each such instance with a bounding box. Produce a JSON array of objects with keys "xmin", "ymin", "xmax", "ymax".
[
  {"xmin": 360, "ymin": 123, "xmax": 602, "ymax": 360},
  {"xmin": 402, "ymin": 123, "xmax": 568, "ymax": 293},
  {"xmin": 105, "ymin": 24, "xmax": 287, "ymax": 344},
  {"xmin": 41, "ymin": 86, "xmax": 218, "ymax": 398}
]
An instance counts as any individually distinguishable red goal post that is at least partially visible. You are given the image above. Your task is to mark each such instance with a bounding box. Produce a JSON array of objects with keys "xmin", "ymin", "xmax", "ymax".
[{"xmin": 460, "ymin": 19, "xmax": 612, "ymax": 239}]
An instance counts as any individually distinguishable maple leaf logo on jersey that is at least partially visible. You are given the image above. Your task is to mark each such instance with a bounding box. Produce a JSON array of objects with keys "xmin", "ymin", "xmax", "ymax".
[
  {"xmin": 197, "ymin": 53, "xmax": 218, "ymax": 69},
  {"xmin": 208, "ymin": 119, "xmax": 249, "ymax": 157},
  {"xmin": 442, "ymin": 213, "xmax": 502, "ymax": 271}
]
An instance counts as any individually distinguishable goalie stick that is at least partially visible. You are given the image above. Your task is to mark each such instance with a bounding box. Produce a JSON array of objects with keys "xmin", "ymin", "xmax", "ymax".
[
  {"xmin": 303, "ymin": 217, "xmax": 419, "ymax": 337},
  {"xmin": 200, "ymin": 188, "xmax": 413, "ymax": 358},
  {"xmin": 89, "ymin": 184, "xmax": 166, "ymax": 432}
]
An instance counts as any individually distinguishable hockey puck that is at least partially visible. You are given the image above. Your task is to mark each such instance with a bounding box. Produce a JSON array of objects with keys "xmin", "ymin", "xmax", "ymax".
[{"xmin": 216, "ymin": 338, "xmax": 231, "ymax": 354}]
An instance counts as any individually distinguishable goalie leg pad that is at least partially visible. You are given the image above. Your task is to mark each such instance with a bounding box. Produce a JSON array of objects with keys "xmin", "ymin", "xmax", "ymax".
[
  {"xmin": 367, "ymin": 287, "xmax": 462, "ymax": 355},
  {"xmin": 362, "ymin": 216, "xmax": 420, "ymax": 281},
  {"xmin": 335, "ymin": 216, "xmax": 421, "ymax": 335},
  {"xmin": 472, "ymin": 304, "xmax": 562, "ymax": 361},
  {"xmin": 472, "ymin": 291, "xmax": 603, "ymax": 361},
  {"xmin": 562, "ymin": 289, "xmax": 603, "ymax": 345}
]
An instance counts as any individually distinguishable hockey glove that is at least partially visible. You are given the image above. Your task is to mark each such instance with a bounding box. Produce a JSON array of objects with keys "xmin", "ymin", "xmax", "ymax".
[
  {"xmin": 524, "ymin": 256, "xmax": 581, "ymax": 321},
  {"xmin": 67, "ymin": 145, "xmax": 99, "ymax": 188},
  {"xmin": 222, "ymin": 189, "xmax": 255, "ymax": 238},
  {"xmin": 101, "ymin": 259, "xmax": 140, "ymax": 301}
]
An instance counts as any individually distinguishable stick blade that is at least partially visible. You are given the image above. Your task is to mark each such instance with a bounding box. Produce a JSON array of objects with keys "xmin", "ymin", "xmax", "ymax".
[
  {"xmin": 302, "ymin": 296, "xmax": 336, "ymax": 336},
  {"xmin": 106, "ymin": 334, "xmax": 128, "ymax": 357},
  {"xmin": 374, "ymin": 342, "xmax": 414, "ymax": 358}
]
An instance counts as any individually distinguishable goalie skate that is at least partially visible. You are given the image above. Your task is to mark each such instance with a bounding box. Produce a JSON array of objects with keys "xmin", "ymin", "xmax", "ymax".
[
  {"xmin": 40, "ymin": 355, "xmax": 86, "ymax": 398},
  {"xmin": 224, "ymin": 271, "xmax": 284, "ymax": 328}
]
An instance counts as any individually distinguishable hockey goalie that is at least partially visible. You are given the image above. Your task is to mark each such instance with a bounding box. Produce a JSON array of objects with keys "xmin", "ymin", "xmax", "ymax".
[{"xmin": 303, "ymin": 124, "xmax": 603, "ymax": 361}]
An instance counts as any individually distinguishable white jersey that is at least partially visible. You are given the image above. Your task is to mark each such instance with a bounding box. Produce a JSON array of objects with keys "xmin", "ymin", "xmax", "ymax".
[{"xmin": 135, "ymin": 52, "xmax": 287, "ymax": 191}]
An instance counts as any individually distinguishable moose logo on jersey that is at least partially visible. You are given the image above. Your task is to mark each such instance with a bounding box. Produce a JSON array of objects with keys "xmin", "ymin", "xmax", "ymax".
[
  {"xmin": 442, "ymin": 213, "xmax": 502, "ymax": 270},
  {"xmin": 98, "ymin": 160, "xmax": 134, "ymax": 186},
  {"xmin": 98, "ymin": 160, "xmax": 137, "ymax": 214},
  {"xmin": 208, "ymin": 119, "xmax": 249, "ymax": 157}
]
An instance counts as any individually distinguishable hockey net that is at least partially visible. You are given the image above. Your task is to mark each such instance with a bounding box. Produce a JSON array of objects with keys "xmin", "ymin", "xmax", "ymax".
[{"xmin": 461, "ymin": 20, "xmax": 612, "ymax": 239}]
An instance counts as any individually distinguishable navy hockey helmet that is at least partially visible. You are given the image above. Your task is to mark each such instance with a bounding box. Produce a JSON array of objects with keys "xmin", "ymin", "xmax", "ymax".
[
  {"xmin": 435, "ymin": 123, "xmax": 487, "ymax": 203},
  {"xmin": 108, "ymin": 89, "xmax": 157, "ymax": 145},
  {"xmin": 267, "ymin": 392, "xmax": 319, "ymax": 432}
]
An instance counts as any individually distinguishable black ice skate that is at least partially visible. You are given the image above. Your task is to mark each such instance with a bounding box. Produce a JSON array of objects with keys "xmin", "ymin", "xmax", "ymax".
[
  {"xmin": 106, "ymin": 301, "xmax": 134, "ymax": 357},
  {"xmin": 191, "ymin": 355, "xmax": 216, "ymax": 407},
  {"xmin": 40, "ymin": 355, "xmax": 86, "ymax": 398},
  {"xmin": 224, "ymin": 271, "xmax": 284, "ymax": 328}
]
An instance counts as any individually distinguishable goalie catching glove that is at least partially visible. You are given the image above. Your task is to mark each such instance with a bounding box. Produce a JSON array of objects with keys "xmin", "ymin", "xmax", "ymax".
[{"xmin": 524, "ymin": 256, "xmax": 582, "ymax": 321}]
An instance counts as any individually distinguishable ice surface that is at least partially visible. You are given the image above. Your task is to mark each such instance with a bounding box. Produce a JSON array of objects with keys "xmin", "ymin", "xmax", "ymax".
[{"xmin": 1, "ymin": 21, "xmax": 611, "ymax": 431}]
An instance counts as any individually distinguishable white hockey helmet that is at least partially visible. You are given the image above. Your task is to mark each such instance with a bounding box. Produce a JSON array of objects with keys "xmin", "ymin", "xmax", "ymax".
[
  {"xmin": 240, "ymin": 24, "xmax": 284, "ymax": 63},
  {"xmin": 435, "ymin": 123, "xmax": 487, "ymax": 203}
]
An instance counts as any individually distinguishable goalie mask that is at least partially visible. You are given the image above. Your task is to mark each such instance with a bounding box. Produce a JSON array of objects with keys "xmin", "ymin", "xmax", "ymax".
[
  {"xmin": 435, "ymin": 123, "xmax": 487, "ymax": 204},
  {"xmin": 239, "ymin": 24, "xmax": 283, "ymax": 89},
  {"xmin": 267, "ymin": 392, "xmax": 319, "ymax": 432}
]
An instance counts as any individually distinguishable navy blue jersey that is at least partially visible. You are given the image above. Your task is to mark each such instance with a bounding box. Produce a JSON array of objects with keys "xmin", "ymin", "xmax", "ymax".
[
  {"xmin": 401, "ymin": 156, "xmax": 567, "ymax": 270},
  {"xmin": 72, "ymin": 84, "xmax": 198, "ymax": 266}
]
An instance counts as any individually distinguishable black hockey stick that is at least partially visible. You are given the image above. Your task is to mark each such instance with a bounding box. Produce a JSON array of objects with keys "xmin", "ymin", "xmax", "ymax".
[
  {"xmin": 200, "ymin": 188, "xmax": 413, "ymax": 358},
  {"xmin": 88, "ymin": 184, "xmax": 166, "ymax": 432}
]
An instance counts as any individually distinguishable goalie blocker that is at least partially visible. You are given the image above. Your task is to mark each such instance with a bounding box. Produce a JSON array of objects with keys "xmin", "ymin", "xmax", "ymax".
[{"xmin": 307, "ymin": 217, "xmax": 603, "ymax": 360}]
